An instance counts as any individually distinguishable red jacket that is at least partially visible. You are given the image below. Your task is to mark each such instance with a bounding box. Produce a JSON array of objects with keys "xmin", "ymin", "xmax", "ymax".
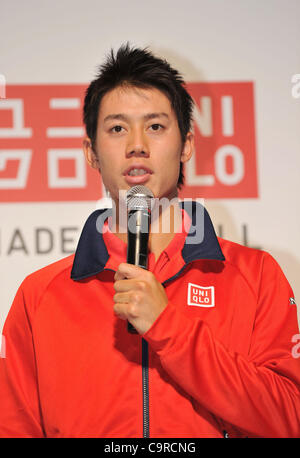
[{"xmin": 0, "ymin": 202, "xmax": 300, "ymax": 438}]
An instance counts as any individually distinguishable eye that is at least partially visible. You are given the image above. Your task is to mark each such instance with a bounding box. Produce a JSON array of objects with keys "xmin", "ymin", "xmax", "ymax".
[
  {"xmin": 149, "ymin": 123, "xmax": 163, "ymax": 131},
  {"xmin": 111, "ymin": 125, "xmax": 124, "ymax": 133}
]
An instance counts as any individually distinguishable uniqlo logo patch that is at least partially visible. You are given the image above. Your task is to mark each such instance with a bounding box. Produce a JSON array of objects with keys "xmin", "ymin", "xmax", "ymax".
[{"xmin": 187, "ymin": 283, "xmax": 215, "ymax": 307}]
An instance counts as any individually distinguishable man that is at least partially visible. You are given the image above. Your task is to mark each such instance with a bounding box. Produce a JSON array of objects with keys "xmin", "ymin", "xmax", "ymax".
[{"xmin": 0, "ymin": 44, "xmax": 299, "ymax": 438}]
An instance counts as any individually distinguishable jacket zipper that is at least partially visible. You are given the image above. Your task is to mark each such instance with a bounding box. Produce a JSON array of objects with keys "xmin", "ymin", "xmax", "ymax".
[
  {"xmin": 103, "ymin": 268, "xmax": 150, "ymax": 437},
  {"xmin": 142, "ymin": 338, "xmax": 150, "ymax": 438},
  {"xmin": 140, "ymin": 266, "xmax": 189, "ymax": 438},
  {"xmin": 104, "ymin": 266, "xmax": 189, "ymax": 438}
]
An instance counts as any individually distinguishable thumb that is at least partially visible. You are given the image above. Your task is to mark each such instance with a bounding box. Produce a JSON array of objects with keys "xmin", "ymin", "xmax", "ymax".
[{"xmin": 114, "ymin": 263, "xmax": 145, "ymax": 281}]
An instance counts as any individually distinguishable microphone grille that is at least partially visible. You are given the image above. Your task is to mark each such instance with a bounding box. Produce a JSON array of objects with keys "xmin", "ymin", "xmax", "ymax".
[{"xmin": 126, "ymin": 185, "xmax": 154, "ymax": 211}]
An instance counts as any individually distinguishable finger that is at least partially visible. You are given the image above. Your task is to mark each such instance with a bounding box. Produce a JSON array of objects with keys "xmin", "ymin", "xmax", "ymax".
[
  {"xmin": 113, "ymin": 303, "xmax": 128, "ymax": 320},
  {"xmin": 115, "ymin": 263, "xmax": 147, "ymax": 280},
  {"xmin": 114, "ymin": 278, "xmax": 146, "ymax": 293},
  {"xmin": 114, "ymin": 270, "xmax": 128, "ymax": 281},
  {"xmin": 113, "ymin": 291, "xmax": 131, "ymax": 303},
  {"xmin": 114, "ymin": 299, "xmax": 140, "ymax": 321}
]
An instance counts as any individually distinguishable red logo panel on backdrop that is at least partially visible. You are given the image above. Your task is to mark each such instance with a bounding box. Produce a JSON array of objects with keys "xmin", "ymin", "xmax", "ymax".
[{"xmin": 0, "ymin": 83, "xmax": 258, "ymax": 202}]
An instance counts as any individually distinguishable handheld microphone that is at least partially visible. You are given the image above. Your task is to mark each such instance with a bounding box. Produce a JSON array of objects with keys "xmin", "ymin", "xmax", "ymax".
[{"xmin": 126, "ymin": 185, "xmax": 154, "ymax": 333}]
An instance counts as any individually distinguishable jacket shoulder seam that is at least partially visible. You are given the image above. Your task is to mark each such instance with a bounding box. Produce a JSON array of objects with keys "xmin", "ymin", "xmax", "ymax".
[{"xmin": 23, "ymin": 260, "xmax": 73, "ymax": 324}]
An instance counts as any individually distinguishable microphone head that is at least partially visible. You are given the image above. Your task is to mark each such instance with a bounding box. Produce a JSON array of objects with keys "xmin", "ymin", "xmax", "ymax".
[{"xmin": 126, "ymin": 185, "xmax": 154, "ymax": 211}]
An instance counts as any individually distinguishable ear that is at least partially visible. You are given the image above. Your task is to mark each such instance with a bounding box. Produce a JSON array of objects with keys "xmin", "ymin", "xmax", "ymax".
[
  {"xmin": 180, "ymin": 132, "xmax": 194, "ymax": 164},
  {"xmin": 83, "ymin": 137, "xmax": 100, "ymax": 169}
]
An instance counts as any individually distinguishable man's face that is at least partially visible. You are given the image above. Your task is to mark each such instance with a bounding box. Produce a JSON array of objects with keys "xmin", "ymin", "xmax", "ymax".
[{"xmin": 84, "ymin": 85, "xmax": 193, "ymax": 203}]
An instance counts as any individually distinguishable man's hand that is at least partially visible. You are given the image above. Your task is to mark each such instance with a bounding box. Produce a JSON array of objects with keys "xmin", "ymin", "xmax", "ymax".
[{"xmin": 113, "ymin": 263, "xmax": 168, "ymax": 335}]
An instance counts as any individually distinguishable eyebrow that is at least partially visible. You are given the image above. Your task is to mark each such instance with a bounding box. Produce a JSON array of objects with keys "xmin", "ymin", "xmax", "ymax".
[{"xmin": 103, "ymin": 112, "xmax": 170, "ymax": 123}]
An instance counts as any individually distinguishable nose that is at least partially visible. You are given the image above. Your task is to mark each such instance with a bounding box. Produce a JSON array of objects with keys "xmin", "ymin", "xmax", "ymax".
[{"xmin": 125, "ymin": 127, "xmax": 149, "ymax": 158}]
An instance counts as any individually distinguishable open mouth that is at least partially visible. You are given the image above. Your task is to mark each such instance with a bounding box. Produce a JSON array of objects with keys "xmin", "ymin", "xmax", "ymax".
[
  {"xmin": 123, "ymin": 165, "xmax": 153, "ymax": 184},
  {"xmin": 128, "ymin": 168, "xmax": 148, "ymax": 176}
]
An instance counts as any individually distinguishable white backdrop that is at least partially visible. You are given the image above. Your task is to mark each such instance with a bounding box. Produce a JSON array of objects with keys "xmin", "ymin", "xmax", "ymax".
[{"xmin": 0, "ymin": 0, "xmax": 300, "ymax": 333}]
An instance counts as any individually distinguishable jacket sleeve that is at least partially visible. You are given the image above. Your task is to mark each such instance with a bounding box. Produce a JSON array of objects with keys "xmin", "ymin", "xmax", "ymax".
[
  {"xmin": 0, "ymin": 283, "xmax": 45, "ymax": 437},
  {"xmin": 143, "ymin": 253, "xmax": 300, "ymax": 437}
]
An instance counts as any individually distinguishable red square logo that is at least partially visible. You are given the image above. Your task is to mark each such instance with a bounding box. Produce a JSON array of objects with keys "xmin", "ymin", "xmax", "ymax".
[{"xmin": 187, "ymin": 283, "xmax": 215, "ymax": 307}]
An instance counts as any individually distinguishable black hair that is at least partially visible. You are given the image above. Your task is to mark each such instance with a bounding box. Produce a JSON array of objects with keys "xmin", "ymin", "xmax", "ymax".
[{"xmin": 83, "ymin": 43, "xmax": 194, "ymax": 188}]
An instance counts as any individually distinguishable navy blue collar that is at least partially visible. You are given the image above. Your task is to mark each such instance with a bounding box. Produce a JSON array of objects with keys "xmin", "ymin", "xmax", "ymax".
[{"xmin": 71, "ymin": 201, "xmax": 225, "ymax": 281}]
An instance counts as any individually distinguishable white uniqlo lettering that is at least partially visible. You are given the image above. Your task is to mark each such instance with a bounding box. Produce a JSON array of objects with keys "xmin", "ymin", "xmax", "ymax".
[
  {"xmin": 193, "ymin": 95, "xmax": 234, "ymax": 138},
  {"xmin": 46, "ymin": 97, "xmax": 84, "ymax": 138},
  {"xmin": 48, "ymin": 149, "xmax": 86, "ymax": 188},
  {"xmin": 0, "ymin": 150, "xmax": 32, "ymax": 189},
  {"xmin": 193, "ymin": 288, "xmax": 208, "ymax": 296},
  {"xmin": 49, "ymin": 98, "xmax": 81, "ymax": 109},
  {"xmin": 192, "ymin": 295, "xmax": 210, "ymax": 304},
  {"xmin": 188, "ymin": 283, "xmax": 215, "ymax": 307},
  {"xmin": 187, "ymin": 97, "xmax": 214, "ymax": 186},
  {"xmin": 193, "ymin": 96, "xmax": 212, "ymax": 137},
  {"xmin": 215, "ymin": 144, "xmax": 245, "ymax": 185},
  {"xmin": 221, "ymin": 96, "xmax": 234, "ymax": 136},
  {"xmin": 186, "ymin": 94, "xmax": 245, "ymax": 188},
  {"xmin": 185, "ymin": 152, "xmax": 214, "ymax": 186},
  {"xmin": 0, "ymin": 99, "xmax": 32, "ymax": 138}
]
